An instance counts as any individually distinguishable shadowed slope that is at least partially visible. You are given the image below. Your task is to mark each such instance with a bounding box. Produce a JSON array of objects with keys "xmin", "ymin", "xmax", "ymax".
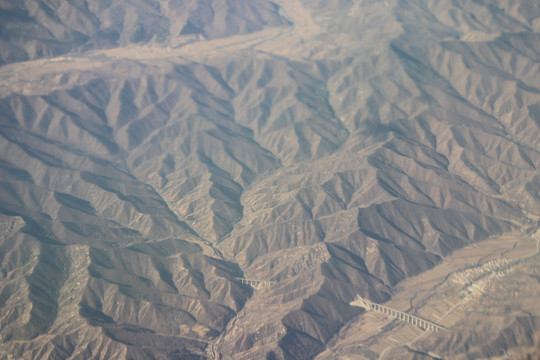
[
  {"xmin": 0, "ymin": 0, "xmax": 290, "ymax": 65},
  {"xmin": 0, "ymin": 0, "xmax": 539, "ymax": 359}
]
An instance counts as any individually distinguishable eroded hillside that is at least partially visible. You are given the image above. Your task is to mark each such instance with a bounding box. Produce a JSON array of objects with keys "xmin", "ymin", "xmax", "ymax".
[{"xmin": 0, "ymin": 0, "xmax": 539, "ymax": 359}]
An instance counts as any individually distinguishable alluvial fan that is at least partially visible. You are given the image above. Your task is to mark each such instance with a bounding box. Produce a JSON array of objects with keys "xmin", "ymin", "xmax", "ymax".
[{"xmin": 0, "ymin": 0, "xmax": 539, "ymax": 359}]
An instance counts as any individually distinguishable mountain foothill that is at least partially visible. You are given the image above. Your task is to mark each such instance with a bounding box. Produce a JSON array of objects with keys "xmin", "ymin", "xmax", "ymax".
[{"xmin": 0, "ymin": 0, "xmax": 539, "ymax": 358}]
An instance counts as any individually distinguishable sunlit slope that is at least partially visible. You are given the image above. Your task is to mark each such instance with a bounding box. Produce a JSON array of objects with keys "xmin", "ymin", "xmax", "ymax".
[
  {"xmin": 0, "ymin": 0, "xmax": 539, "ymax": 359},
  {"xmin": 0, "ymin": 0, "xmax": 289, "ymax": 65}
]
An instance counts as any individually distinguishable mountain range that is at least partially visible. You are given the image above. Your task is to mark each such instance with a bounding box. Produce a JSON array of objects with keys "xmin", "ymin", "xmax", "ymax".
[{"xmin": 0, "ymin": 0, "xmax": 539, "ymax": 358}]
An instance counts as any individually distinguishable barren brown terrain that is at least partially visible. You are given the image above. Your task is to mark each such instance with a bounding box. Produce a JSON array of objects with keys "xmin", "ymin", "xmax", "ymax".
[
  {"xmin": 318, "ymin": 231, "xmax": 540, "ymax": 359},
  {"xmin": 0, "ymin": 0, "xmax": 539, "ymax": 359}
]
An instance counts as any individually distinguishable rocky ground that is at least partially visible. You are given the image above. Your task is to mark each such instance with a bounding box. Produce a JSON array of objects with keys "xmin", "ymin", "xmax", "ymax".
[{"xmin": 0, "ymin": 0, "xmax": 539, "ymax": 358}]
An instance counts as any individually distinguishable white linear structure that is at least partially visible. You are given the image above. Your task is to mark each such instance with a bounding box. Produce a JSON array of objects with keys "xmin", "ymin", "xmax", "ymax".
[
  {"xmin": 235, "ymin": 278, "xmax": 276, "ymax": 287},
  {"xmin": 355, "ymin": 296, "xmax": 446, "ymax": 332}
]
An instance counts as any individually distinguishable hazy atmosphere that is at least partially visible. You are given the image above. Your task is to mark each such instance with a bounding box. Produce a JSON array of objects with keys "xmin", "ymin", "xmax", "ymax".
[{"xmin": 0, "ymin": 0, "xmax": 539, "ymax": 359}]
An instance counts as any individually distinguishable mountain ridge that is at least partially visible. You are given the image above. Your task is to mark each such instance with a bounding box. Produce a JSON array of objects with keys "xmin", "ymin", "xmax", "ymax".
[{"xmin": 0, "ymin": 0, "xmax": 539, "ymax": 358}]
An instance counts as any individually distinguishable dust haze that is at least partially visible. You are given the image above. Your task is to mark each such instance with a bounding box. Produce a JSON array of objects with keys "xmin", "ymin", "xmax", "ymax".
[{"xmin": 0, "ymin": 0, "xmax": 539, "ymax": 359}]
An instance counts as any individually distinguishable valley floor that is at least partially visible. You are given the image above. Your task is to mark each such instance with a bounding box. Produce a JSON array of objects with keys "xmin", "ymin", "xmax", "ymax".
[{"xmin": 318, "ymin": 231, "xmax": 540, "ymax": 359}]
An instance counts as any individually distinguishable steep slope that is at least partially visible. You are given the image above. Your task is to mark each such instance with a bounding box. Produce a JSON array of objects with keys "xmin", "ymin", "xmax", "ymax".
[
  {"xmin": 0, "ymin": 0, "xmax": 539, "ymax": 359},
  {"xmin": 0, "ymin": 0, "xmax": 289, "ymax": 65}
]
